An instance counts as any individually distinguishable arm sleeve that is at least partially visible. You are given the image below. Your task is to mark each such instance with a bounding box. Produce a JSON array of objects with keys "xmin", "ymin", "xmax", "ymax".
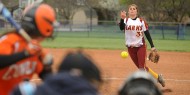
[
  {"xmin": 119, "ymin": 19, "xmax": 125, "ymax": 31},
  {"xmin": 0, "ymin": 51, "xmax": 29, "ymax": 69},
  {"xmin": 38, "ymin": 52, "xmax": 53, "ymax": 80},
  {"xmin": 144, "ymin": 30, "xmax": 154, "ymax": 48},
  {"xmin": 38, "ymin": 64, "xmax": 52, "ymax": 80}
]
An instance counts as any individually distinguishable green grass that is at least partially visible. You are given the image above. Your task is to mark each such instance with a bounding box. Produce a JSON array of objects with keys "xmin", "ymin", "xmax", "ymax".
[
  {"xmin": 152, "ymin": 40, "xmax": 190, "ymax": 52},
  {"xmin": 42, "ymin": 37, "xmax": 126, "ymax": 50},
  {"xmin": 1, "ymin": 27, "xmax": 190, "ymax": 52},
  {"xmin": 42, "ymin": 37, "xmax": 190, "ymax": 52}
]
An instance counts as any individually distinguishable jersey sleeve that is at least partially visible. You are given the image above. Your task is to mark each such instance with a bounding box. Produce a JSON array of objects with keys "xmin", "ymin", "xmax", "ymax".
[
  {"xmin": 119, "ymin": 19, "xmax": 125, "ymax": 31},
  {"xmin": 35, "ymin": 60, "xmax": 44, "ymax": 74},
  {"xmin": 124, "ymin": 18, "xmax": 128, "ymax": 25},
  {"xmin": 140, "ymin": 18, "xmax": 154, "ymax": 48},
  {"xmin": 142, "ymin": 19, "xmax": 149, "ymax": 31},
  {"xmin": 0, "ymin": 36, "xmax": 14, "ymax": 54}
]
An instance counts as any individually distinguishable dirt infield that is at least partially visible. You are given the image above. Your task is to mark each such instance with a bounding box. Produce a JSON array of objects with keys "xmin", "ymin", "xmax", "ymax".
[{"xmin": 45, "ymin": 48, "xmax": 190, "ymax": 95}]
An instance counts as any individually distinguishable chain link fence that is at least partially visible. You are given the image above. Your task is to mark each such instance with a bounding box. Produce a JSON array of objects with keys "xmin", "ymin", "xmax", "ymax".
[
  {"xmin": 1, "ymin": 19, "xmax": 190, "ymax": 40},
  {"xmin": 55, "ymin": 20, "xmax": 190, "ymax": 40}
]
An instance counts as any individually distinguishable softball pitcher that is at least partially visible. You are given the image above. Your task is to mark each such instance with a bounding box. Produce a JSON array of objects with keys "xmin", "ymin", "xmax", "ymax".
[
  {"xmin": 0, "ymin": 4, "xmax": 57, "ymax": 95},
  {"xmin": 119, "ymin": 4, "xmax": 165, "ymax": 87}
]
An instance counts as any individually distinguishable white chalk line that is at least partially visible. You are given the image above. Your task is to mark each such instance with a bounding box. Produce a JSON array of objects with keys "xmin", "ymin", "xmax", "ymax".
[{"xmin": 103, "ymin": 77, "xmax": 190, "ymax": 82}]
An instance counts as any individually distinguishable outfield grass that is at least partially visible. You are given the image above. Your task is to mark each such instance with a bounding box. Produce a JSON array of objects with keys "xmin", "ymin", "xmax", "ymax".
[
  {"xmin": 1, "ymin": 27, "xmax": 190, "ymax": 52},
  {"xmin": 42, "ymin": 37, "xmax": 190, "ymax": 52}
]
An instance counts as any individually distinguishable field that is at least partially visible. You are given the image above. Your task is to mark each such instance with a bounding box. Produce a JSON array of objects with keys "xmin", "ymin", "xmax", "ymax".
[
  {"xmin": 40, "ymin": 36, "xmax": 190, "ymax": 95},
  {"xmin": 42, "ymin": 37, "xmax": 190, "ymax": 52},
  {"xmin": 1, "ymin": 25, "xmax": 190, "ymax": 94},
  {"xmin": 45, "ymin": 48, "xmax": 190, "ymax": 95}
]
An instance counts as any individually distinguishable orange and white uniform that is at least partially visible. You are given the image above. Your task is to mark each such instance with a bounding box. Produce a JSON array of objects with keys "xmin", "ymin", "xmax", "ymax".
[{"xmin": 0, "ymin": 32, "xmax": 43, "ymax": 95}]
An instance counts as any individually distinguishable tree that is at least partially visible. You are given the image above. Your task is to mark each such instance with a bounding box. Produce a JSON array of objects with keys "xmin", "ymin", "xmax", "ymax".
[
  {"xmin": 1, "ymin": 0, "xmax": 19, "ymax": 8},
  {"xmin": 123, "ymin": 0, "xmax": 166, "ymax": 21},
  {"xmin": 85, "ymin": 0, "xmax": 101, "ymax": 8},
  {"xmin": 44, "ymin": 0, "xmax": 78, "ymax": 21},
  {"xmin": 44, "ymin": 0, "xmax": 101, "ymax": 21},
  {"xmin": 119, "ymin": 0, "xmax": 127, "ymax": 5},
  {"xmin": 163, "ymin": 0, "xmax": 189, "ymax": 22},
  {"xmin": 122, "ymin": 0, "xmax": 190, "ymax": 22},
  {"xmin": 94, "ymin": 0, "xmax": 119, "ymax": 21},
  {"xmin": 1, "ymin": 0, "xmax": 19, "ymax": 17}
]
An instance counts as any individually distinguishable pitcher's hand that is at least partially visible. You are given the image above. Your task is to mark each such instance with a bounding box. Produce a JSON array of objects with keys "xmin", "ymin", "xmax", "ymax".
[{"xmin": 120, "ymin": 11, "xmax": 126, "ymax": 19}]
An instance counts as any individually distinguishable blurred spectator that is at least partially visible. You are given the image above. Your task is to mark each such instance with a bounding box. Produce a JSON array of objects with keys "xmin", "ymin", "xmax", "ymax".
[{"xmin": 118, "ymin": 70, "xmax": 162, "ymax": 95}]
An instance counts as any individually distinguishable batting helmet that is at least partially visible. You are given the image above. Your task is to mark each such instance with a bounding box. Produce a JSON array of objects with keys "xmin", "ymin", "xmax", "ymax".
[
  {"xmin": 58, "ymin": 50, "xmax": 103, "ymax": 83},
  {"xmin": 118, "ymin": 70, "xmax": 162, "ymax": 95},
  {"xmin": 21, "ymin": 3, "xmax": 58, "ymax": 37}
]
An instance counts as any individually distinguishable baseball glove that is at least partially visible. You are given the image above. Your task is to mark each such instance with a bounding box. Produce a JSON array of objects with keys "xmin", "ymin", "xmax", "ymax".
[{"xmin": 148, "ymin": 50, "xmax": 160, "ymax": 63}]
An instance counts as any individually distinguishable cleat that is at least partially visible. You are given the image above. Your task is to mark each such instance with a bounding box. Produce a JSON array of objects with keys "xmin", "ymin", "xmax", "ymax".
[{"xmin": 158, "ymin": 74, "xmax": 165, "ymax": 87}]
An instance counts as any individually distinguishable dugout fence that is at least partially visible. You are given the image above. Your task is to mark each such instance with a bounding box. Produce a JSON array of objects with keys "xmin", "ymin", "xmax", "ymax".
[{"xmin": 0, "ymin": 19, "xmax": 190, "ymax": 40}]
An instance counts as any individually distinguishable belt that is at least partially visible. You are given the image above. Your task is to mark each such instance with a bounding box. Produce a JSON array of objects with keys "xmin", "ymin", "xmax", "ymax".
[{"xmin": 126, "ymin": 45, "xmax": 142, "ymax": 48}]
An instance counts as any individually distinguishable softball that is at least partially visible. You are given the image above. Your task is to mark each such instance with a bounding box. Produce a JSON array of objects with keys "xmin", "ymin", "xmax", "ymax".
[{"xmin": 121, "ymin": 51, "xmax": 128, "ymax": 58}]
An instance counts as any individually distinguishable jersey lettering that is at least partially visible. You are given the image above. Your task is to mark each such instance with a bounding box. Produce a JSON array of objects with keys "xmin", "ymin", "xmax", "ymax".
[
  {"xmin": 126, "ymin": 25, "xmax": 142, "ymax": 31},
  {"xmin": 124, "ymin": 18, "xmax": 147, "ymax": 47},
  {"xmin": 2, "ymin": 61, "xmax": 37, "ymax": 80},
  {"xmin": 136, "ymin": 31, "xmax": 143, "ymax": 37},
  {"xmin": 136, "ymin": 26, "xmax": 142, "ymax": 31},
  {"xmin": 126, "ymin": 25, "xmax": 131, "ymax": 30}
]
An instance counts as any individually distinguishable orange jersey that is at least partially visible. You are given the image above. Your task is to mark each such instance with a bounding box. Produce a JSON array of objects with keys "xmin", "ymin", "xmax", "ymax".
[{"xmin": 0, "ymin": 32, "xmax": 44, "ymax": 95}]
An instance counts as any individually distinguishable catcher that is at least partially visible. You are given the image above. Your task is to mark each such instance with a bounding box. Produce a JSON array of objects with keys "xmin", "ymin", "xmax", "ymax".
[
  {"xmin": 0, "ymin": 3, "xmax": 57, "ymax": 95},
  {"xmin": 119, "ymin": 4, "xmax": 165, "ymax": 87}
]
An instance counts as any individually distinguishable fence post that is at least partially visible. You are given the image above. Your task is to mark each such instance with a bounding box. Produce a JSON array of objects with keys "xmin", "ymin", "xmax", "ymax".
[
  {"xmin": 177, "ymin": 24, "xmax": 179, "ymax": 40},
  {"xmin": 87, "ymin": 24, "xmax": 90, "ymax": 37},
  {"xmin": 161, "ymin": 23, "xmax": 165, "ymax": 39},
  {"xmin": 69, "ymin": 20, "xmax": 72, "ymax": 32},
  {"xmin": 152, "ymin": 25, "xmax": 155, "ymax": 34},
  {"xmin": 177, "ymin": 23, "xmax": 185, "ymax": 40},
  {"xmin": 90, "ymin": 8, "xmax": 92, "ymax": 32}
]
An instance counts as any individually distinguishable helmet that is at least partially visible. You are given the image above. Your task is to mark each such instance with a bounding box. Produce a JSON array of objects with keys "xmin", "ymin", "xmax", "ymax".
[
  {"xmin": 118, "ymin": 70, "xmax": 162, "ymax": 95},
  {"xmin": 58, "ymin": 51, "xmax": 103, "ymax": 83},
  {"xmin": 21, "ymin": 4, "xmax": 57, "ymax": 37}
]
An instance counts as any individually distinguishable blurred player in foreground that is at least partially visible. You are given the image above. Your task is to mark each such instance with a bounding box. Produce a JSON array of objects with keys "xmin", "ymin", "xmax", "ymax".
[
  {"xmin": 11, "ymin": 51, "xmax": 103, "ymax": 95},
  {"xmin": 118, "ymin": 70, "xmax": 162, "ymax": 95},
  {"xmin": 34, "ymin": 51, "xmax": 103, "ymax": 95},
  {"xmin": 119, "ymin": 4, "xmax": 165, "ymax": 87},
  {"xmin": 0, "ymin": 3, "xmax": 58, "ymax": 95}
]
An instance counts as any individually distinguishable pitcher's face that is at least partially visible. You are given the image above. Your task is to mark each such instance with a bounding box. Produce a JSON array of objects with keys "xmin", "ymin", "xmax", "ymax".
[{"xmin": 128, "ymin": 6, "xmax": 137, "ymax": 17}]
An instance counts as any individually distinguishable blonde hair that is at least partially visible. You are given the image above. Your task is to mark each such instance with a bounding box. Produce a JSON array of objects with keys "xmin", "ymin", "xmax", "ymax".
[{"xmin": 128, "ymin": 4, "xmax": 138, "ymax": 13}]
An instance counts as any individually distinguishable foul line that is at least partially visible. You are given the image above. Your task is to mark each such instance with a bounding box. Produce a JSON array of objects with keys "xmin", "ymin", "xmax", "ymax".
[{"xmin": 103, "ymin": 77, "xmax": 190, "ymax": 82}]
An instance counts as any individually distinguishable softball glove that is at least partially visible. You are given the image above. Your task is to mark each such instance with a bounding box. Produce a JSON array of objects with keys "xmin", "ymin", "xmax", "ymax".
[{"xmin": 148, "ymin": 50, "xmax": 160, "ymax": 63}]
